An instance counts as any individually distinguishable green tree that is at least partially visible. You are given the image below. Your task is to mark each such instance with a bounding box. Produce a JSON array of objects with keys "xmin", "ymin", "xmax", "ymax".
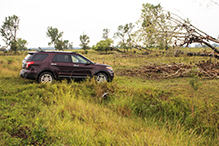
[
  {"xmin": 55, "ymin": 40, "xmax": 65, "ymax": 50},
  {"xmin": 136, "ymin": 3, "xmax": 172, "ymax": 50},
  {"xmin": 69, "ymin": 42, "xmax": 73, "ymax": 50},
  {"xmin": 79, "ymin": 33, "xmax": 90, "ymax": 50},
  {"xmin": 93, "ymin": 38, "xmax": 113, "ymax": 54},
  {"xmin": 113, "ymin": 23, "xmax": 135, "ymax": 52},
  {"xmin": 63, "ymin": 40, "xmax": 69, "ymax": 50},
  {"xmin": 17, "ymin": 38, "xmax": 28, "ymax": 51},
  {"xmin": 63, "ymin": 40, "xmax": 73, "ymax": 50},
  {"xmin": 0, "ymin": 15, "xmax": 20, "ymax": 53},
  {"xmin": 102, "ymin": 28, "xmax": 110, "ymax": 40},
  {"xmin": 46, "ymin": 26, "xmax": 63, "ymax": 50}
]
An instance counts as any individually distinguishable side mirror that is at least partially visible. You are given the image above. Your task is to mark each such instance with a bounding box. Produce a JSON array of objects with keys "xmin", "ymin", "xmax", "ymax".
[{"xmin": 86, "ymin": 61, "xmax": 91, "ymax": 65}]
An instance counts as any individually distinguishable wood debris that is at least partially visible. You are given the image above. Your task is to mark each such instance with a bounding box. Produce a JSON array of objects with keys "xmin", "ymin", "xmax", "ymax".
[{"xmin": 117, "ymin": 59, "xmax": 219, "ymax": 79}]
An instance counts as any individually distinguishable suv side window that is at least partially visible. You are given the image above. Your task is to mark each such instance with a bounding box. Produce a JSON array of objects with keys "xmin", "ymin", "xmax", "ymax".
[
  {"xmin": 71, "ymin": 55, "xmax": 87, "ymax": 64},
  {"xmin": 31, "ymin": 54, "xmax": 48, "ymax": 61},
  {"xmin": 52, "ymin": 54, "xmax": 71, "ymax": 62},
  {"xmin": 24, "ymin": 54, "xmax": 34, "ymax": 61}
]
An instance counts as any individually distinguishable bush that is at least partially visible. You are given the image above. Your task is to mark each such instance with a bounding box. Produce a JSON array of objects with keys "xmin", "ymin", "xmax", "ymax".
[{"xmin": 7, "ymin": 59, "xmax": 14, "ymax": 64}]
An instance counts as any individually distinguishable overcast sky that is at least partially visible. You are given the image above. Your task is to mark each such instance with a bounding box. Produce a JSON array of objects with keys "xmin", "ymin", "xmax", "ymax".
[{"xmin": 0, "ymin": 0, "xmax": 218, "ymax": 48}]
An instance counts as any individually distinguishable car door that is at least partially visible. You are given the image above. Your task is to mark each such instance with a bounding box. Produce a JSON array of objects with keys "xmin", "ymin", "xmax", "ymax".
[
  {"xmin": 71, "ymin": 54, "xmax": 94, "ymax": 78},
  {"xmin": 50, "ymin": 54, "xmax": 73, "ymax": 78}
]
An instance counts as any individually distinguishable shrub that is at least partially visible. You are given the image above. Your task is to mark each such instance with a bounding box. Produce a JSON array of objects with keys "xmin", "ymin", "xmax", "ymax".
[
  {"xmin": 84, "ymin": 50, "xmax": 88, "ymax": 54},
  {"xmin": 7, "ymin": 59, "xmax": 14, "ymax": 64}
]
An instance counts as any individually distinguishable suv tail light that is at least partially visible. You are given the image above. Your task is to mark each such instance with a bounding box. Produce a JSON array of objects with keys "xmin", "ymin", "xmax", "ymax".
[{"xmin": 26, "ymin": 61, "xmax": 35, "ymax": 68}]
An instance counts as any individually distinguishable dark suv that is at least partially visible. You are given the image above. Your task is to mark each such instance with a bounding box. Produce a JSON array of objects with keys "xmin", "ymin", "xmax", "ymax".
[{"xmin": 20, "ymin": 51, "xmax": 114, "ymax": 83}]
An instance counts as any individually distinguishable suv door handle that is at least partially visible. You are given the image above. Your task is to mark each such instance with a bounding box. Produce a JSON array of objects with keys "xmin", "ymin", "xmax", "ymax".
[
  {"xmin": 74, "ymin": 64, "xmax": 79, "ymax": 67},
  {"xmin": 51, "ymin": 63, "xmax": 57, "ymax": 65}
]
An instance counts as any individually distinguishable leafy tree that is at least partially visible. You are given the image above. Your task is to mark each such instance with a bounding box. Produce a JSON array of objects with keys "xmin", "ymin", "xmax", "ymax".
[
  {"xmin": 63, "ymin": 40, "xmax": 69, "ymax": 50},
  {"xmin": 0, "ymin": 15, "xmax": 20, "ymax": 52},
  {"xmin": 63, "ymin": 40, "xmax": 73, "ymax": 50},
  {"xmin": 46, "ymin": 26, "xmax": 63, "ymax": 50},
  {"xmin": 102, "ymin": 28, "xmax": 110, "ymax": 40},
  {"xmin": 55, "ymin": 40, "xmax": 65, "ymax": 50},
  {"xmin": 113, "ymin": 23, "xmax": 135, "ymax": 52},
  {"xmin": 69, "ymin": 42, "xmax": 73, "ymax": 50},
  {"xmin": 136, "ymin": 3, "xmax": 172, "ymax": 50},
  {"xmin": 0, "ymin": 44, "xmax": 7, "ymax": 51},
  {"xmin": 17, "ymin": 38, "xmax": 28, "ymax": 51},
  {"xmin": 92, "ymin": 38, "xmax": 113, "ymax": 54},
  {"xmin": 79, "ymin": 33, "xmax": 90, "ymax": 50},
  {"xmin": 135, "ymin": 3, "xmax": 219, "ymax": 53},
  {"xmin": 10, "ymin": 40, "xmax": 18, "ymax": 52}
]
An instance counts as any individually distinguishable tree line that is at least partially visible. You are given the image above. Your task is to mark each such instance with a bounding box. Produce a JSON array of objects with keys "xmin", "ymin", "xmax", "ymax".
[{"xmin": 1, "ymin": 2, "xmax": 218, "ymax": 54}]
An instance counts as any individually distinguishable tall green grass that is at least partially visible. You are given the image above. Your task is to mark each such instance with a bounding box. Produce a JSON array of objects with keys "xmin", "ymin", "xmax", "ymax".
[
  {"xmin": 0, "ymin": 77, "xmax": 206, "ymax": 145},
  {"xmin": 0, "ymin": 50, "xmax": 219, "ymax": 145}
]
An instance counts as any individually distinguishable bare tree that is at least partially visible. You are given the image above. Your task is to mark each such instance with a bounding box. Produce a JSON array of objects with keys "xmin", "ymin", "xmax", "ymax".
[
  {"xmin": 209, "ymin": 0, "xmax": 219, "ymax": 6},
  {"xmin": 136, "ymin": 3, "xmax": 219, "ymax": 54},
  {"xmin": 114, "ymin": 23, "xmax": 135, "ymax": 52},
  {"xmin": 102, "ymin": 28, "xmax": 110, "ymax": 40},
  {"xmin": 167, "ymin": 12, "xmax": 219, "ymax": 53}
]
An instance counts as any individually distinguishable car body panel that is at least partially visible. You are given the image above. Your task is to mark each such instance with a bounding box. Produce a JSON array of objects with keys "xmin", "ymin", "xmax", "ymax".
[{"xmin": 20, "ymin": 51, "xmax": 114, "ymax": 82}]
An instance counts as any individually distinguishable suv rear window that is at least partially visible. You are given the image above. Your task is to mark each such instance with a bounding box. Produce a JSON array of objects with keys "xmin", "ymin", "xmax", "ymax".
[
  {"xmin": 31, "ymin": 54, "xmax": 48, "ymax": 61},
  {"xmin": 24, "ymin": 54, "xmax": 33, "ymax": 61}
]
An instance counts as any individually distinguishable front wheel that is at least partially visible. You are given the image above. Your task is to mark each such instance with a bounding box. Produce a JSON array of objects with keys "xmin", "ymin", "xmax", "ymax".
[
  {"xmin": 38, "ymin": 72, "xmax": 54, "ymax": 83},
  {"xmin": 96, "ymin": 73, "xmax": 108, "ymax": 83}
]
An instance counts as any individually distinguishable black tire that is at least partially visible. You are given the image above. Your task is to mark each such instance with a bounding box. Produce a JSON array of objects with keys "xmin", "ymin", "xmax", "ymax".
[
  {"xmin": 38, "ymin": 72, "xmax": 54, "ymax": 83},
  {"xmin": 96, "ymin": 73, "xmax": 108, "ymax": 83}
]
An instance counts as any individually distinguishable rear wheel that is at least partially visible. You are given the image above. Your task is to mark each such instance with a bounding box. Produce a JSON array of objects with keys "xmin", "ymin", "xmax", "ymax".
[
  {"xmin": 96, "ymin": 73, "xmax": 108, "ymax": 83},
  {"xmin": 38, "ymin": 72, "xmax": 54, "ymax": 83}
]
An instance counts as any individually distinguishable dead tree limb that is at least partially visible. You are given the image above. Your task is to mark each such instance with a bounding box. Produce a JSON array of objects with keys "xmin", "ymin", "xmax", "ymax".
[{"xmin": 158, "ymin": 11, "xmax": 219, "ymax": 54}]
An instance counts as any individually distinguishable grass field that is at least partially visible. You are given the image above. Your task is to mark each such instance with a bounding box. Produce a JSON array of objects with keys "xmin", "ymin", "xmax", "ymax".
[{"xmin": 0, "ymin": 48, "xmax": 218, "ymax": 145}]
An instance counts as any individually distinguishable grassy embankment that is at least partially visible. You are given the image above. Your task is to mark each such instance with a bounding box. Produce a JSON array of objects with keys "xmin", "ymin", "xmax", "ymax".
[{"xmin": 0, "ymin": 48, "xmax": 218, "ymax": 145}]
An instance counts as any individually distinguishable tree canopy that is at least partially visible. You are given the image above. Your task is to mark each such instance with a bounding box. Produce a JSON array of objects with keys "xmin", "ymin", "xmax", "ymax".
[
  {"xmin": 0, "ymin": 15, "xmax": 20, "ymax": 52},
  {"xmin": 113, "ymin": 23, "xmax": 135, "ymax": 52},
  {"xmin": 46, "ymin": 26, "xmax": 64, "ymax": 50},
  {"xmin": 135, "ymin": 3, "xmax": 172, "ymax": 50},
  {"xmin": 17, "ymin": 38, "xmax": 28, "ymax": 51},
  {"xmin": 63, "ymin": 40, "xmax": 73, "ymax": 50},
  {"xmin": 79, "ymin": 33, "xmax": 90, "ymax": 50},
  {"xmin": 92, "ymin": 38, "xmax": 113, "ymax": 54},
  {"xmin": 102, "ymin": 28, "xmax": 110, "ymax": 40}
]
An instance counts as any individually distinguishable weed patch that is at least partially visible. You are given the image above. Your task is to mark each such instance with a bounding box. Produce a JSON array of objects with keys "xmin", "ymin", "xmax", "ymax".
[{"xmin": 0, "ymin": 52, "xmax": 219, "ymax": 145}]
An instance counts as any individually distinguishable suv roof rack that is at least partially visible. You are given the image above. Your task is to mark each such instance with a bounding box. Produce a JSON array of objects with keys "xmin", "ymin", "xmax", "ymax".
[{"xmin": 36, "ymin": 51, "xmax": 77, "ymax": 54}]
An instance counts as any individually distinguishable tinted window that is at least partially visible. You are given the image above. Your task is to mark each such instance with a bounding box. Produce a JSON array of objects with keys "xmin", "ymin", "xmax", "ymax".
[
  {"xmin": 71, "ymin": 55, "xmax": 88, "ymax": 64},
  {"xmin": 31, "ymin": 54, "xmax": 48, "ymax": 61},
  {"xmin": 24, "ymin": 54, "xmax": 33, "ymax": 61},
  {"xmin": 52, "ymin": 54, "xmax": 71, "ymax": 62}
]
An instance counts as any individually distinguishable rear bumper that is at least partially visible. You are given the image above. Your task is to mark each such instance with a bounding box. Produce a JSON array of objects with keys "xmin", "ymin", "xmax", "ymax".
[{"xmin": 20, "ymin": 69, "xmax": 37, "ymax": 80}]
